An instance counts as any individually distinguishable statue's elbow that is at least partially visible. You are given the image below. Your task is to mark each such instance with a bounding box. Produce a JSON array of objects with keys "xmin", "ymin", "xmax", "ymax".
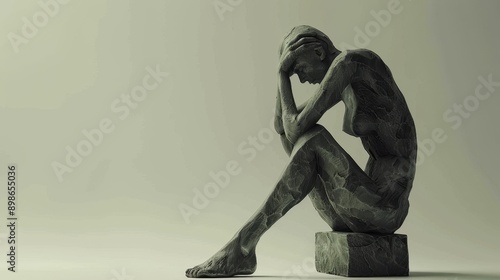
[
  {"xmin": 284, "ymin": 127, "xmax": 301, "ymax": 145},
  {"xmin": 285, "ymin": 134, "xmax": 297, "ymax": 145},
  {"xmin": 283, "ymin": 118, "xmax": 306, "ymax": 144},
  {"xmin": 274, "ymin": 118, "xmax": 285, "ymax": 135}
]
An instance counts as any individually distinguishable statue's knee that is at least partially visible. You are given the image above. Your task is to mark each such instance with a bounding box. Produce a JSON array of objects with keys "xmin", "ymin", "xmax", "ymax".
[{"xmin": 291, "ymin": 125, "xmax": 329, "ymax": 154}]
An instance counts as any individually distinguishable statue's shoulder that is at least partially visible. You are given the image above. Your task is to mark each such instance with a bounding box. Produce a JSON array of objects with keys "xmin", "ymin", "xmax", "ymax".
[{"xmin": 342, "ymin": 49, "xmax": 384, "ymax": 66}]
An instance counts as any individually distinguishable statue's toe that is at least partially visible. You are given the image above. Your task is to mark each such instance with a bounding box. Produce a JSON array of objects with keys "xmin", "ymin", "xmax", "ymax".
[{"xmin": 185, "ymin": 267, "xmax": 196, "ymax": 278}]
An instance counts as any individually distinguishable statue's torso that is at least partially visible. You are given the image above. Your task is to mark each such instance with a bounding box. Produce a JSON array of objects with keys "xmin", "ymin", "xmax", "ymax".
[
  {"xmin": 338, "ymin": 49, "xmax": 417, "ymax": 189},
  {"xmin": 338, "ymin": 49, "xmax": 416, "ymax": 158}
]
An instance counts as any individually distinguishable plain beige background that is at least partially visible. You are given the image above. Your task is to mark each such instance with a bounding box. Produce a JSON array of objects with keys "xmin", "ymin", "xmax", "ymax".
[{"xmin": 0, "ymin": 0, "xmax": 499, "ymax": 279}]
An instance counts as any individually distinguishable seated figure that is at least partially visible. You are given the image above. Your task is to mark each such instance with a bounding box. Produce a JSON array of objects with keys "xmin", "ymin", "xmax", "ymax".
[{"xmin": 186, "ymin": 25, "xmax": 417, "ymax": 278}]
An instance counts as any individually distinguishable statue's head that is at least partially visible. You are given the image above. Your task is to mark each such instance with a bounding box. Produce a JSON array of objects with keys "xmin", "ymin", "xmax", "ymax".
[{"xmin": 279, "ymin": 25, "xmax": 339, "ymax": 84}]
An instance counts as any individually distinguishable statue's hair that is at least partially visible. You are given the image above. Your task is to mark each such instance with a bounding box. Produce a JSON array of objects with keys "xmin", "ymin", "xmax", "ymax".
[{"xmin": 279, "ymin": 25, "xmax": 337, "ymax": 56}]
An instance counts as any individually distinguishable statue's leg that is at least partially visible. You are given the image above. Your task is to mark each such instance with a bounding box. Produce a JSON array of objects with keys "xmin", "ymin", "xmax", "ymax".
[
  {"xmin": 280, "ymin": 130, "xmax": 351, "ymax": 232},
  {"xmin": 186, "ymin": 125, "xmax": 331, "ymax": 278},
  {"xmin": 308, "ymin": 175, "xmax": 352, "ymax": 231},
  {"xmin": 186, "ymin": 125, "xmax": 406, "ymax": 278}
]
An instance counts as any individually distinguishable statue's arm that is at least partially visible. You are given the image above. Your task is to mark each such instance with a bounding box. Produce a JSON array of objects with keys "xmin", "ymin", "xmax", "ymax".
[
  {"xmin": 274, "ymin": 88, "xmax": 306, "ymax": 134},
  {"xmin": 275, "ymin": 88, "xmax": 306, "ymax": 156},
  {"xmin": 279, "ymin": 52, "xmax": 357, "ymax": 144},
  {"xmin": 274, "ymin": 88, "xmax": 285, "ymax": 134}
]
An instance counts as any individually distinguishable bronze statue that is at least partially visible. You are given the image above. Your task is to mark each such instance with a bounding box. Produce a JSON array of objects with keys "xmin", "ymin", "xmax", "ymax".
[{"xmin": 186, "ymin": 25, "xmax": 416, "ymax": 278}]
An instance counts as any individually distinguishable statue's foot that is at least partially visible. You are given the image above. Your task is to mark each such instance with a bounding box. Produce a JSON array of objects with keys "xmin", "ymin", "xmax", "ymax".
[{"xmin": 185, "ymin": 239, "xmax": 256, "ymax": 278}]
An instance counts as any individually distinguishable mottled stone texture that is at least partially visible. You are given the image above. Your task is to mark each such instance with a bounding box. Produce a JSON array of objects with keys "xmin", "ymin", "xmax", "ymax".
[
  {"xmin": 315, "ymin": 232, "xmax": 409, "ymax": 277},
  {"xmin": 186, "ymin": 25, "xmax": 417, "ymax": 279}
]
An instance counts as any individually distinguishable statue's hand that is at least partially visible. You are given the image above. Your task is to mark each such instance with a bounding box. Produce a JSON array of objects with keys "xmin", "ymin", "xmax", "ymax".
[
  {"xmin": 279, "ymin": 42, "xmax": 299, "ymax": 74},
  {"xmin": 278, "ymin": 53, "xmax": 295, "ymax": 76},
  {"xmin": 279, "ymin": 38, "xmax": 319, "ymax": 75}
]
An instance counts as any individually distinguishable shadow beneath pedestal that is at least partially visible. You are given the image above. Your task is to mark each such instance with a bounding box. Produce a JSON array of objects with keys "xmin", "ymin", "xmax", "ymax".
[
  {"xmin": 230, "ymin": 271, "xmax": 500, "ymax": 279},
  {"xmin": 409, "ymin": 272, "xmax": 500, "ymax": 279}
]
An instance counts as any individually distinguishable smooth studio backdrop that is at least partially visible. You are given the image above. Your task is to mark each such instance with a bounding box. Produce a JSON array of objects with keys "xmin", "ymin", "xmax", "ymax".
[{"xmin": 0, "ymin": 0, "xmax": 499, "ymax": 279}]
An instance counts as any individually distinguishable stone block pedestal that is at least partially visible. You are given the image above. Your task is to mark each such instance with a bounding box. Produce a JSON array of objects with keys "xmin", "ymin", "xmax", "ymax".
[{"xmin": 315, "ymin": 232, "xmax": 409, "ymax": 277}]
